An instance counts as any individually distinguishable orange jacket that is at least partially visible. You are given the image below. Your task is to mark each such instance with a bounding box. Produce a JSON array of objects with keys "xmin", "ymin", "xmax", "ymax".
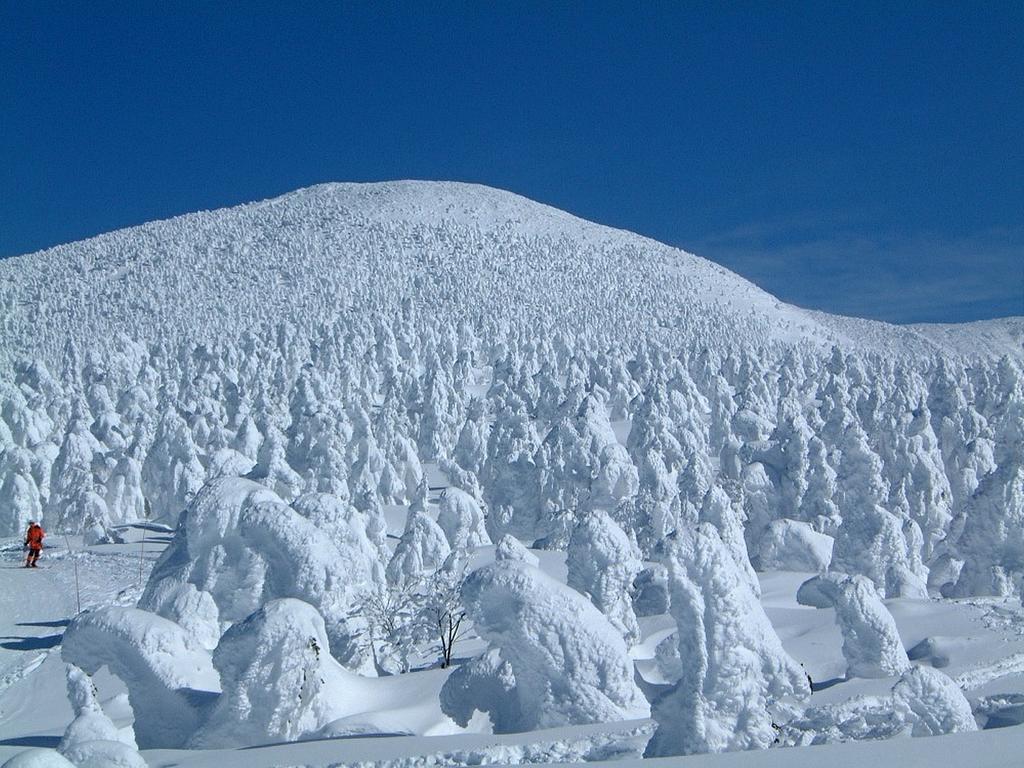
[{"xmin": 25, "ymin": 524, "xmax": 45, "ymax": 549}]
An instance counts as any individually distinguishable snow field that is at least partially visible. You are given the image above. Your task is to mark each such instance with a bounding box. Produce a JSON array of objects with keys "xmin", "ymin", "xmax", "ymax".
[{"xmin": 0, "ymin": 181, "xmax": 1023, "ymax": 765}]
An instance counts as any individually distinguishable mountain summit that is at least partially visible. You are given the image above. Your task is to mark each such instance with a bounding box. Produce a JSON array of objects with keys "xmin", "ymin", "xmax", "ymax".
[{"xmin": 0, "ymin": 181, "xmax": 1019, "ymax": 369}]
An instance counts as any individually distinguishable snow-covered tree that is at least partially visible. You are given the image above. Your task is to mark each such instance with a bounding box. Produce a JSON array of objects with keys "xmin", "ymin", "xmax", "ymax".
[
  {"xmin": 46, "ymin": 401, "xmax": 105, "ymax": 531},
  {"xmin": 831, "ymin": 421, "xmax": 927, "ymax": 597},
  {"xmin": 699, "ymin": 484, "xmax": 759, "ymax": 595},
  {"xmin": 140, "ymin": 477, "xmax": 379, "ymax": 673},
  {"xmin": 61, "ymin": 606, "xmax": 216, "ymax": 748},
  {"xmin": 104, "ymin": 443, "xmax": 146, "ymax": 523},
  {"xmin": 892, "ymin": 666, "xmax": 976, "ymax": 736},
  {"xmin": 798, "ymin": 573, "xmax": 910, "ymax": 679},
  {"xmin": 440, "ymin": 559, "xmax": 648, "ymax": 732},
  {"xmin": 195, "ymin": 599, "xmax": 357, "ymax": 747},
  {"xmin": 141, "ymin": 407, "xmax": 205, "ymax": 522},
  {"xmin": 480, "ymin": 392, "xmax": 541, "ymax": 543},
  {"xmin": 246, "ymin": 425, "xmax": 304, "ymax": 502},
  {"xmin": 646, "ymin": 523, "xmax": 809, "ymax": 756},
  {"xmin": 386, "ymin": 480, "xmax": 451, "ymax": 587},
  {"xmin": 0, "ymin": 447, "xmax": 43, "ymax": 536},
  {"xmin": 436, "ymin": 466, "xmax": 490, "ymax": 551},
  {"xmin": 453, "ymin": 397, "xmax": 488, "ymax": 475},
  {"xmin": 949, "ymin": 395, "xmax": 1024, "ymax": 596},
  {"xmin": 566, "ymin": 509, "xmax": 642, "ymax": 645}
]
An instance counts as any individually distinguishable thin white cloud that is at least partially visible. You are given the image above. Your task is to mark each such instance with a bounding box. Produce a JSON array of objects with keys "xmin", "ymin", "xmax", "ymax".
[{"xmin": 690, "ymin": 225, "xmax": 1024, "ymax": 324}]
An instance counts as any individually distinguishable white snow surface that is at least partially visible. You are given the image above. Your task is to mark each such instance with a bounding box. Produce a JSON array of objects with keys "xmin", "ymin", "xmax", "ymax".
[
  {"xmin": 5, "ymin": 535, "xmax": 1024, "ymax": 765},
  {"xmin": 757, "ymin": 519, "xmax": 833, "ymax": 573},
  {"xmin": 2, "ymin": 181, "xmax": 1024, "ymax": 766},
  {"xmin": 0, "ymin": 181, "xmax": 1019, "ymax": 371}
]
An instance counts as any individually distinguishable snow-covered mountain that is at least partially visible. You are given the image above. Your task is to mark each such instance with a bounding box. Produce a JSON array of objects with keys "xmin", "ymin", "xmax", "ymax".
[
  {"xmin": 1, "ymin": 182, "xmax": 1023, "ymax": 767},
  {"xmin": 1, "ymin": 181, "xmax": 1019, "ymax": 371}
]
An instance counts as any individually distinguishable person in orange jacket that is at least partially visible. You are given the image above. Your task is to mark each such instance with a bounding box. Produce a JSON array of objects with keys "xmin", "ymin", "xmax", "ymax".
[{"xmin": 24, "ymin": 521, "xmax": 45, "ymax": 568}]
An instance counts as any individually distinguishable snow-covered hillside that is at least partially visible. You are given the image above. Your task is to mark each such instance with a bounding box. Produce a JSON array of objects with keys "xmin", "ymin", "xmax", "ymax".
[
  {"xmin": 1, "ymin": 182, "xmax": 1023, "ymax": 767},
  {"xmin": 1, "ymin": 181, "xmax": 1019, "ymax": 370}
]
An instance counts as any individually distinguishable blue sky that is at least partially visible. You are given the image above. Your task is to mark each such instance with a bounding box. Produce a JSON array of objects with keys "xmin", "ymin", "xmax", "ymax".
[{"xmin": 1, "ymin": 2, "xmax": 1021, "ymax": 324}]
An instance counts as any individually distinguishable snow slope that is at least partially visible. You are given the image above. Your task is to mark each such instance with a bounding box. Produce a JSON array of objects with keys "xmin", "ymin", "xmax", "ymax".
[
  {"xmin": 5, "ymin": 537, "xmax": 1024, "ymax": 767},
  {"xmin": 2, "ymin": 182, "xmax": 1023, "ymax": 767},
  {"xmin": 0, "ymin": 181, "xmax": 1018, "ymax": 372}
]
